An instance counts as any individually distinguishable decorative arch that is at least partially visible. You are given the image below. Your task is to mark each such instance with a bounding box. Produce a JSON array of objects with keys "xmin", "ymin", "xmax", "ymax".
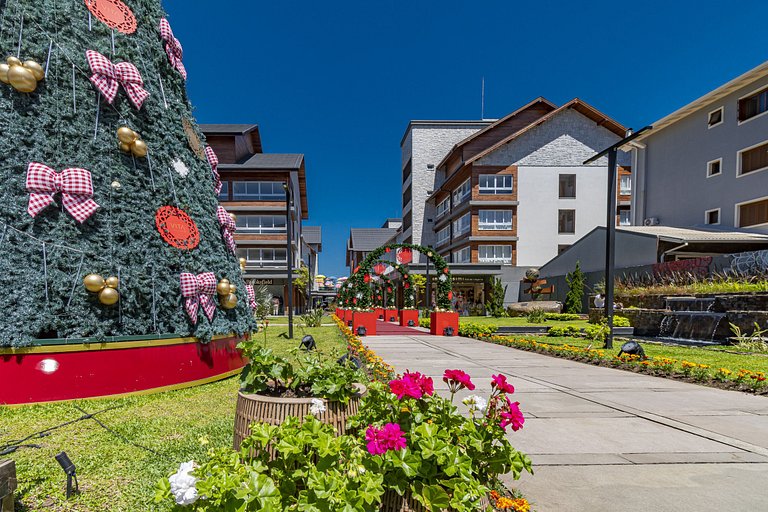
[{"xmin": 370, "ymin": 260, "xmax": 415, "ymax": 309}]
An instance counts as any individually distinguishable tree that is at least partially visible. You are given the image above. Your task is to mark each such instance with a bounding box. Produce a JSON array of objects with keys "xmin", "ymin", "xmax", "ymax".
[
  {"xmin": 0, "ymin": 1, "xmax": 254, "ymax": 345},
  {"xmin": 564, "ymin": 262, "xmax": 586, "ymax": 314},
  {"xmin": 411, "ymin": 274, "xmax": 427, "ymax": 307},
  {"xmin": 487, "ymin": 277, "xmax": 508, "ymax": 318}
]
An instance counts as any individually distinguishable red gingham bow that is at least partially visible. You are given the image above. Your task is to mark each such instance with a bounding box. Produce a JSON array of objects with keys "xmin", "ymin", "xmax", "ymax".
[
  {"xmin": 205, "ymin": 146, "xmax": 222, "ymax": 195},
  {"xmin": 216, "ymin": 206, "xmax": 236, "ymax": 253},
  {"xmin": 246, "ymin": 285, "xmax": 256, "ymax": 310},
  {"xmin": 180, "ymin": 272, "xmax": 217, "ymax": 324},
  {"xmin": 26, "ymin": 162, "xmax": 99, "ymax": 223},
  {"xmin": 86, "ymin": 50, "xmax": 149, "ymax": 109},
  {"xmin": 159, "ymin": 18, "xmax": 187, "ymax": 80}
]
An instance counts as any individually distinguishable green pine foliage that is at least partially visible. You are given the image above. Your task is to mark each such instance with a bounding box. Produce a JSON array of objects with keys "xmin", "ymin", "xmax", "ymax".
[
  {"xmin": 0, "ymin": 1, "xmax": 255, "ymax": 345},
  {"xmin": 487, "ymin": 277, "xmax": 507, "ymax": 318},
  {"xmin": 564, "ymin": 262, "xmax": 586, "ymax": 314}
]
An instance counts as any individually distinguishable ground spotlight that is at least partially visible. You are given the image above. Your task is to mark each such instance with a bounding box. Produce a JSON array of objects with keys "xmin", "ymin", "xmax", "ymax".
[
  {"xmin": 347, "ymin": 320, "xmax": 353, "ymax": 327},
  {"xmin": 299, "ymin": 335, "xmax": 316, "ymax": 351},
  {"xmin": 337, "ymin": 353, "xmax": 363, "ymax": 369},
  {"xmin": 389, "ymin": 316, "xmax": 396, "ymax": 322},
  {"xmin": 443, "ymin": 327, "xmax": 454, "ymax": 337},
  {"xmin": 378, "ymin": 314, "xmax": 384, "ymax": 320},
  {"xmin": 618, "ymin": 340, "xmax": 646, "ymax": 359},
  {"xmin": 357, "ymin": 326, "xmax": 367, "ymax": 337},
  {"xmin": 54, "ymin": 451, "xmax": 78, "ymax": 498},
  {"xmin": 407, "ymin": 320, "xmax": 415, "ymax": 327}
]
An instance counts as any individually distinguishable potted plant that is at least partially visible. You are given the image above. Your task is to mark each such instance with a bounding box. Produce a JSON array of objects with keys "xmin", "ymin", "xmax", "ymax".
[{"xmin": 234, "ymin": 338, "xmax": 367, "ymax": 450}]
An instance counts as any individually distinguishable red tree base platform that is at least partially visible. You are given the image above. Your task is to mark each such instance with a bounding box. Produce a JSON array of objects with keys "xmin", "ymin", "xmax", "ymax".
[{"xmin": 0, "ymin": 334, "xmax": 247, "ymax": 405}]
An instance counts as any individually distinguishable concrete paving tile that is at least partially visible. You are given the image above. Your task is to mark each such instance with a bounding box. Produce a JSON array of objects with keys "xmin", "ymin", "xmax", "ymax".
[
  {"xmin": 620, "ymin": 451, "xmax": 768, "ymax": 464},
  {"xmin": 583, "ymin": 389, "xmax": 768, "ymax": 415},
  {"xmin": 667, "ymin": 414, "xmax": 768, "ymax": 449},
  {"xmin": 529, "ymin": 453, "xmax": 632, "ymax": 466}
]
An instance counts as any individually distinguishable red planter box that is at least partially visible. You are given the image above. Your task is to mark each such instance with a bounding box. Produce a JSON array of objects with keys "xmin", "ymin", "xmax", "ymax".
[
  {"xmin": 399, "ymin": 309, "xmax": 419, "ymax": 327},
  {"xmin": 430, "ymin": 311, "xmax": 459, "ymax": 336},
  {"xmin": 341, "ymin": 309, "xmax": 352, "ymax": 324},
  {"xmin": 385, "ymin": 309, "xmax": 399, "ymax": 322},
  {"xmin": 335, "ymin": 307, "xmax": 341, "ymax": 318},
  {"xmin": 375, "ymin": 307, "xmax": 385, "ymax": 320},
  {"xmin": 353, "ymin": 311, "xmax": 377, "ymax": 336}
]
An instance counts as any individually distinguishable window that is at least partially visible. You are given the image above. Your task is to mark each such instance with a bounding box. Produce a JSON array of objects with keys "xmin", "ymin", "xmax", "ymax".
[
  {"xmin": 452, "ymin": 179, "xmax": 471, "ymax": 205},
  {"xmin": 738, "ymin": 141, "xmax": 768, "ymax": 176},
  {"xmin": 558, "ymin": 174, "xmax": 576, "ymax": 198},
  {"xmin": 558, "ymin": 209, "xmax": 575, "ymax": 234},
  {"xmin": 479, "ymin": 174, "xmax": 513, "ymax": 195},
  {"xmin": 620, "ymin": 174, "xmax": 632, "ymax": 194},
  {"xmin": 708, "ymin": 107, "xmax": 723, "ymax": 128},
  {"xmin": 738, "ymin": 198, "xmax": 768, "ymax": 227},
  {"xmin": 738, "ymin": 87, "xmax": 768, "ymax": 122},
  {"xmin": 619, "ymin": 209, "xmax": 631, "ymax": 226},
  {"xmin": 453, "ymin": 246, "xmax": 471, "ymax": 263},
  {"xmin": 478, "ymin": 245, "xmax": 512, "ymax": 263},
  {"xmin": 453, "ymin": 213, "xmax": 471, "ymax": 237},
  {"xmin": 707, "ymin": 158, "xmax": 722, "ymax": 177},
  {"xmin": 705, "ymin": 208, "xmax": 720, "ymax": 225},
  {"xmin": 436, "ymin": 197, "xmax": 450, "ymax": 218},
  {"xmin": 436, "ymin": 226, "xmax": 451, "ymax": 246},
  {"xmin": 236, "ymin": 248, "xmax": 287, "ymax": 266},
  {"xmin": 235, "ymin": 215, "xmax": 287, "ymax": 234},
  {"xmin": 218, "ymin": 181, "xmax": 229, "ymax": 201},
  {"xmin": 232, "ymin": 181, "xmax": 286, "ymax": 201},
  {"xmin": 478, "ymin": 210, "xmax": 512, "ymax": 230},
  {"xmin": 557, "ymin": 244, "xmax": 571, "ymax": 255}
]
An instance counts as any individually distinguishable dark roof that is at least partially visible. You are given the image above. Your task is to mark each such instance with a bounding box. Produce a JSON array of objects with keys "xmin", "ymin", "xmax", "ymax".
[
  {"xmin": 302, "ymin": 226, "xmax": 322, "ymax": 247},
  {"xmin": 198, "ymin": 124, "xmax": 259, "ymax": 135},
  {"xmin": 349, "ymin": 228, "xmax": 400, "ymax": 251},
  {"xmin": 219, "ymin": 153, "xmax": 304, "ymax": 170}
]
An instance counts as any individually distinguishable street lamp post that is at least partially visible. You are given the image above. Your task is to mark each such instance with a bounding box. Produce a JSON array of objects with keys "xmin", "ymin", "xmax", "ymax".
[{"xmin": 283, "ymin": 182, "xmax": 293, "ymax": 339}]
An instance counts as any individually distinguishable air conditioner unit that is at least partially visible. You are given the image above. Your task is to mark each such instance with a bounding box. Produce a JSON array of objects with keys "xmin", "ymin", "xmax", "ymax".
[{"xmin": 643, "ymin": 217, "xmax": 660, "ymax": 226}]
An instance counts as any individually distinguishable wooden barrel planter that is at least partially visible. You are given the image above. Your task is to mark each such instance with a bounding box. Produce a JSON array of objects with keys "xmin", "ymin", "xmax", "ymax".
[
  {"xmin": 233, "ymin": 383, "xmax": 366, "ymax": 451},
  {"xmin": 380, "ymin": 490, "xmax": 491, "ymax": 511}
]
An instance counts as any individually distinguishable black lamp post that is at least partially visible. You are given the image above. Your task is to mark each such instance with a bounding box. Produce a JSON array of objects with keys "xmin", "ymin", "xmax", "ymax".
[
  {"xmin": 584, "ymin": 126, "xmax": 652, "ymax": 349},
  {"xmin": 283, "ymin": 182, "xmax": 293, "ymax": 339}
]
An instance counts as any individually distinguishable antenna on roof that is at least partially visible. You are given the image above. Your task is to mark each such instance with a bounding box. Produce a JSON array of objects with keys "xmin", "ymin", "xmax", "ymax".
[{"xmin": 481, "ymin": 76, "xmax": 485, "ymax": 120}]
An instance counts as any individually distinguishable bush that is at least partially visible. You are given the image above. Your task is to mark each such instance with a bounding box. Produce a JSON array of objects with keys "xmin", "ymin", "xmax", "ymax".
[
  {"xmin": 419, "ymin": 317, "xmax": 431, "ymax": 329},
  {"xmin": 564, "ymin": 262, "xmax": 586, "ymax": 314},
  {"xmin": 458, "ymin": 322, "xmax": 497, "ymax": 339},
  {"xmin": 585, "ymin": 323, "xmax": 610, "ymax": 342},
  {"xmin": 487, "ymin": 277, "xmax": 508, "ymax": 318},
  {"xmin": 547, "ymin": 325, "xmax": 580, "ymax": 337},
  {"xmin": 544, "ymin": 313, "xmax": 581, "ymax": 321},
  {"xmin": 526, "ymin": 308, "xmax": 547, "ymax": 324},
  {"xmin": 612, "ymin": 315, "xmax": 631, "ymax": 327},
  {"xmin": 300, "ymin": 308, "xmax": 325, "ymax": 327}
]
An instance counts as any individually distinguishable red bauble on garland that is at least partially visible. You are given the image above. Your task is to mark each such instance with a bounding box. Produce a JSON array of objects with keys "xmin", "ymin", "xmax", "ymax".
[
  {"xmin": 363, "ymin": 274, "xmax": 371, "ymax": 283},
  {"xmin": 155, "ymin": 206, "xmax": 200, "ymax": 250},
  {"xmin": 448, "ymin": 291, "xmax": 454, "ymax": 300}
]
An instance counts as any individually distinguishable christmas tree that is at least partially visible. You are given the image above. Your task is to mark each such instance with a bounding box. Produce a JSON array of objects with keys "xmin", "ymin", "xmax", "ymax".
[{"xmin": 0, "ymin": 0, "xmax": 255, "ymax": 346}]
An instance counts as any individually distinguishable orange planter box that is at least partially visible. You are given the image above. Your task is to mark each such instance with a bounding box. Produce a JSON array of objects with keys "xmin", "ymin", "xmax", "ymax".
[
  {"xmin": 353, "ymin": 311, "xmax": 377, "ymax": 336},
  {"xmin": 430, "ymin": 311, "xmax": 459, "ymax": 336},
  {"xmin": 399, "ymin": 309, "xmax": 419, "ymax": 327}
]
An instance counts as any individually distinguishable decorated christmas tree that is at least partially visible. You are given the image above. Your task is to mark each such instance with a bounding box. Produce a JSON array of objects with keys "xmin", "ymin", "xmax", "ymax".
[{"xmin": 0, "ymin": 0, "xmax": 255, "ymax": 346}]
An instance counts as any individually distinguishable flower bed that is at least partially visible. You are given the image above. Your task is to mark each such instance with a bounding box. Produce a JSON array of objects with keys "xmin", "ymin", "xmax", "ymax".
[
  {"xmin": 479, "ymin": 335, "xmax": 768, "ymax": 395},
  {"xmin": 333, "ymin": 314, "xmax": 395, "ymax": 381}
]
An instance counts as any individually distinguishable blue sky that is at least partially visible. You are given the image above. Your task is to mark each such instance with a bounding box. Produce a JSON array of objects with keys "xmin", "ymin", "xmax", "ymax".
[{"xmin": 166, "ymin": 0, "xmax": 767, "ymax": 278}]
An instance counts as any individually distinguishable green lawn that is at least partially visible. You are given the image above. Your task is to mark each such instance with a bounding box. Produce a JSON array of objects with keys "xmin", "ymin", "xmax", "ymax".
[
  {"xmin": 502, "ymin": 334, "xmax": 768, "ymax": 375},
  {"xmin": 0, "ymin": 326, "xmax": 345, "ymax": 512},
  {"xmin": 461, "ymin": 316, "xmax": 590, "ymax": 329}
]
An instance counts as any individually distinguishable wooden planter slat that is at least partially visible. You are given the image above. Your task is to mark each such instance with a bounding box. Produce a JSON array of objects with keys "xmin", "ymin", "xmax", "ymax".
[
  {"xmin": 0, "ymin": 460, "xmax": 16, "ymax": 512},
  {"xmin": 380, "ymin": 490, "xmax": 492, "ymax": 511}
]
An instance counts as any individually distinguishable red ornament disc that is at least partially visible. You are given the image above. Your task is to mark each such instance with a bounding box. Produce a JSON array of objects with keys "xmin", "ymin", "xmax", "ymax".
[
  {"xmin": 155, "ymin": 206, "xmax": 200, "ymax": 250},
  {"xmin": 84, "ymin": 0, "xmax": 137, "ymax": 34}
]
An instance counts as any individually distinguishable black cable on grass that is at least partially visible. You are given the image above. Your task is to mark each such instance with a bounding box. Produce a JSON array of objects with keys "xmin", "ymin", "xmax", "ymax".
[{"xmin": 72, "ymin": 405, "xmax": 170, "ymax": 460}]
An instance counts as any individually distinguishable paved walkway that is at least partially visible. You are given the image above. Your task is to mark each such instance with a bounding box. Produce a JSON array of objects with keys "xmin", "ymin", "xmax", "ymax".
[
  {"xmin": 364, "ymin": 334, "xmax": 768, "ymax": 512},
  {"xmin": 373, "ymin": 319, "xmax": 424, "ymax": 336}
]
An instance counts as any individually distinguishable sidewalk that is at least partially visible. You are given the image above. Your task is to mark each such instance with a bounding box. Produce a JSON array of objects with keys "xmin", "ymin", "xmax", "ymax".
[{"xmin": 364, "ymin": 334, "xmax": 768, "ymax": 512}]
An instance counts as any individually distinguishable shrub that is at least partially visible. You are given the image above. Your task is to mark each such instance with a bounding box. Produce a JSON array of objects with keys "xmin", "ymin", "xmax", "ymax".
[
  {"xmin": 585, "ymin": 323, "xmax": 609, "ymax": 342},
  {"xmin": 459, "ymin": 322, "xmax": 497, "ymax": 339},
  {"xmin": 547, "ymin": 325, "xmax": 580, "ymax": 337},
  {"xmin": 300, "ymin": 308, "xmax": 325, "ymax": 327},
  {"xmin": 487, "ymin": 277, "xmax": 508, "ymax": 318},
  {"xmin": 564, "ymin": 262, "xmax": 586, "ymax": 314},
  {"xmin": 544, "ymin": 313, "xmax": 581, "ymax": 321},
  {"xmin": 526, "ymin": 308, "xmax": 547, "ymax": 324},
  {"xmin": 612, "ymin": 315, "xmax": 631, "ymax": 327},
  {"xmin": 419, "ymin": 317, "xmax": 431, "ymax": 329}
]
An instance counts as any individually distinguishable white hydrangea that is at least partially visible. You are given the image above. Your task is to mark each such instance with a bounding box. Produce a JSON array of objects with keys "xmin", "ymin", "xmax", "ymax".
[
  {"xmin": 462, "ymin": 395, "xmax": 488, "ymax": 414},
  {"xmin": 438, "ymin": 274, "xmax": 447, "ymax": 282},
  {"xmin": 309, "ymin": 398, "xmax": 326, "ymax": 415},
  {"xmin": 169, "ymin": 461, "xmax": 198, "ymax": 506}
]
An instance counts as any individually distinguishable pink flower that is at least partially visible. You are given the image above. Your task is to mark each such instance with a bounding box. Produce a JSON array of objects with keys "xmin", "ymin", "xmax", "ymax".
[
  {"xmin": 491, "ymin": 374, "xmax": 515, "ymax": 395},
  {"xmin": 443, "ymin": 369, "xmax": 476, "ymax": 392},
  {"xmin": 389, "ymin": 372, "xmax": 434, "ymax": 399},
  {"xmin": 366, "ymin": 423, "xmax": 407, "ymax": 455},
  {"xmin": 499, "ymin": 398, "xmax": 525, "ymax": 432}
]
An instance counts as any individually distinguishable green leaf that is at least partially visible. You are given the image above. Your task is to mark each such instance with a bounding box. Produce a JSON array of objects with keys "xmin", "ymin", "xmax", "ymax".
[{"xmin": 421, "ymin": 485, "xmax": 451, "ymax": 511}]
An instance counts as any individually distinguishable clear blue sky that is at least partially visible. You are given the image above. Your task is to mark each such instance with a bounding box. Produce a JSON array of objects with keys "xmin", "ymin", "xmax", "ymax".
[{"xmin": 166, "ymin": 0, "xmax": 766, "ymax": 278}]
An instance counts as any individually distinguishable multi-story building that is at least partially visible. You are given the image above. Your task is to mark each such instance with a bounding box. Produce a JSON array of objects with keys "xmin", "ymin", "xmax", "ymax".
[
  {"xmin": 629, "ymin": 60, "xmax": 768, "ymax": 232},
  {"xmin": 201, "ymin": 124, "xmax": 318, "ymax": 314},
  {"xmin": 346, "ymin": 219, "xmax": 401, "ymax": 270}
]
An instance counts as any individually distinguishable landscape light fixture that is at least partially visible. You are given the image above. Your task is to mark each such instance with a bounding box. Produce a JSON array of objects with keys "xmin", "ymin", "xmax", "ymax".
[
  {"xmin": 443, "ymin": 327, "xmax": 454, "ymax": 337},
  {"xmin": 299, "ymin": 335, "xmax": 316, "ymax": 351},
  {"xmin": 389, "ymin": 316, "xmax": 396, "ymax": 322},
  {"xmin": 407, "ymin": 320, "xmax": 415, "ymax": 327},
  {"xmin": 337, "ymin": 353, "xmax": 363, "ymax": 370},
  {"xmin": 54, "ymin": 451, "xmax": 78, "ymax": 498},
  {"xmin": 379, "ymin": 314, "xmax": 384, "ymax": 320},
  {"xmin": 347, "ymin": 320, "xmax": 353, "ymax": 327},
  {"xmin": 618, "ymin": 340, "xmax": 646, "ymax": 359},
  {"xmin": 356, "ymin": 326, "xmax": 367, "ymax": 337}
]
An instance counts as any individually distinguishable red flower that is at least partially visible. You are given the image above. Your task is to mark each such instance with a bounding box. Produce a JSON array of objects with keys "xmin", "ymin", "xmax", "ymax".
[
  {"xmin": 491, "ymin": 374, "xmax": 515, "ymax": 394},
  {"xmin": 443, "ymin": 268, "xmax": 449, "ymax": 274},
  {"xmin": 448, "ymin": 291, "xmax": 453, "ymax": 300},
  {"xmin": 443, "ymin": 369, "xmax": 475, "ymax": 392},
  {"xmin": 364, "ymin": 274, "xmax": 371, "ymax": 283},
  {"xmin": 389, "ymin": 371, "xmax": 434, "ymax": 399},
  {"xmin": 499, "ymin": 397, "xmax": 525, "ymax": 432},
  {"xmin": 385, "ymin": 247, "xmax": 391, "ymax": 253},
  {"xmin": 366, "ymin": 423, "xmax": 406, "ymax": 455},
  {"xmin": 353, "ymin": 298, "xmax": 358, "ymax": 305},
  {"xmin": 404, "ymin": 283, "xmax": 410, "ymax": 289}
]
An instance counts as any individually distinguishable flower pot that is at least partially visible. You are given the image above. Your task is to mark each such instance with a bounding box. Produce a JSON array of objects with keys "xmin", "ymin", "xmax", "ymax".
[
  {"xmin": 353, "ymin": 311, "xmax": 377, "ymax": 335},
  {"xmin": 399, "ymin": 309, "xmax": 419, "ymax": 327},
  {"xmin": 430, "ymin": 311, "xmax": 459, "ymax": 336},
  {"xmin": 233, "ymin": 383, "xmax": 366, "ymax": 451},
  {"xmin": 380, "ymin": 490, "xmax": 491, "ymax": 511},
  {"xmin": 385, "ymin": 308, "xmax": 399, "ymax": 322},
  {"xmin": 375, "ymin": 307, "xmax": 385, "ymax": 320}
]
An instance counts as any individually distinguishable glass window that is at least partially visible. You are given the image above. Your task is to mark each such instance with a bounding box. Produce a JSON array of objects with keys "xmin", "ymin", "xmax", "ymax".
[
  {"xmin": 619, "ymin": 209, "xmax": 631, "ymax": 226},
  {"xmin": 452, "ymin": 179, "xmax": 471, "ymax": 205},
  {"xmin": 237, "ymin": 248, "xmax": 288, "ymax": 266},
  {"xmin": 739, "ymin": 199, "xmax": 768, "ymax": 227},
  {"xmin": 739, "ymin": 88, "xmax": 768, "ymax": 122},
  {"xmin": 218, "ymin": 181, "xmax": 229, "ymax": 201},
  {"xmin": 708, "ymin": 108, "xmax": 723, "ymax": 127},
  {"xmin": 559, "ymin": 174, "xmax": 576, "ymax": 198},
  {"xmin": 235, "ymin": 215, "xmax": 287, "ymax": 234},
  {"xmin": 436, "ymin": 197, "xmax": 450, "ymax": 218},
  {"xmin": 707, "ymin": 159, "xmax": 722, "ymax": 177},
  {"xmin": 705, "ymin": 209, "xmax": 720, "ymax": 225},
  {"xmin": 739, "ymin": 141, "xmax": 768, "ymax": 175},
  {"xmin": 232, "ymin": 181, "xmax": 286, "ymax": 201},
  {"xmin": 453, "ymin": 213, "xmax": 471, "ymax": 237},
  {"xmin": 557, "ymin": 244, "xmax": 571, "ymax": 255},
  {"xmin": 479, "ymin": 174, "xmax": 513, "ymax": 195},
  {"xmin": 478, "ymin": 245, "xmax": 512, "ymax": 263},
  {"xmin": 558, "ymin": 209, "xmax": 575, "ymax": 234},
  {"xmin": 478, "ymin": 210, "xmax": 512, "ymax": 230},
  {"xmin": 620, "ymin": 175, "xmax": 632, "ymax": 194},
  {"xmin": 436, "ymin": 226, "xmax": 451, "ymax": 246},
  {"xmin": 453, "ymin": 246, "xmax": 471, "ymax": 263}
]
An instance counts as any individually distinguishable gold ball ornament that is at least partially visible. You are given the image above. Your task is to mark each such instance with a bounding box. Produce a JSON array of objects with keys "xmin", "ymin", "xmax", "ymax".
[
  {"xmin": 6, "ymin": 57, "xmax": 21, "ymax": 67},
  {"xmin": 83, "ymin": 273, "xmax": 106, "ymax": 292},
  {"xmin": 239, "ymin": 257, "xmax": 246, "ymax": 269},
  {"xmin": 105, "ymin": 276, "xmax": 119, "ymax": 289},
  {"xmin": 0, "ymin": 63, "xmax": 8, "ymax": 84},
  {"xmin": 229, "ymin": 213, "xmax": 237, "ymax": 222},
  {"xmin": 7, "ymin": 63, "xmax": 37, "ymax": 93},
  {"xmin": 23, "ymin": 60, "xmax": 44, "ymax": 81},
  {"xmin": 111, "ymin": 180, "xmax": 122, "ymax": 190},
  {"xmin": 130, "ymin": 139, "xmax": 148, "ymax": 157},
  {"xmin": 220, "ymin": 293, "xmax": 237, "ymax": 309},
  {"xmin": 117, "ymin": 126, "xmax": 137, "ymax": 144},
  {"xmin": 228, "ymin": 284, "xmax": 237, "ymax": 294},
  {"xmin": 98, "ymin": 287, "xmax": 120, "ymax": 306},
  {"xmin": 216, "ymin": 279, "xmax": 231, "ymax": 296},
  {"xmin": 119, "ymin": 142, "xmax": 132, "ymax": 153}
]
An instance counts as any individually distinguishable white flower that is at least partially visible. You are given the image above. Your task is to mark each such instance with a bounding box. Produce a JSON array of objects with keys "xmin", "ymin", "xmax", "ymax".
[
  {"xmin": 438, "ymin": 274, "xmax": 447, "ymax": 282},
  {"xmin": 462, "ymin": 395, "xmax": 488, "ymax": 414},
  {"xmin": 356, "ymin": 293, "xmax": 363, "ymax": 299},
  {"xmin": 169, "ymin": 461, "xmax": 198, "ymax": 506},
  {"xmin": 309, "ymin": 398, "xmax": 326, "ymax": 415},
  {"xmin": 172, "ymin": 159, "xmax": 190, "ymax": 177}
]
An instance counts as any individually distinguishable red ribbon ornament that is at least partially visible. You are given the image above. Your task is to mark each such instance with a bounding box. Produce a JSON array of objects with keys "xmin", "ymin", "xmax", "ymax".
[
  {"xmin": 246, "ymin": 285, "xmax": 256, "ymax": 310},
  {"xmin": 216, "ymin": 206, "xmax": 236, "ymax": 253},
  {"xmin": 205, "ymin": 146, "xmax": 222, "ymax": 195},
  {"xmin": 26, "ymin": 162, "xmax": 99, "ymax": 223},
  {"xmin": 86, "ymin": 50, "xmax": 149, "ymax": 109},
  {"xmin": 180, "ymin": 272, "xmax": 217, "ymax": 324},
  {"xmin": 159, "ymin": 18, "xmax": 187, "ymax": 79}
]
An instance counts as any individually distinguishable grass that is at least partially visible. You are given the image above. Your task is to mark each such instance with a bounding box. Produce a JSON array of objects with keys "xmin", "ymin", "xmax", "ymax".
[
  {"xmin": 461, "ymin": 316, "xmax": 590, "ymax": 329},
  {"xmin": 505, "ymin": 334, "xmax": 768, "ymax": 375},
  {"xmin": 0, "ymin": 326, "xmax": 345, "ymax": 512}
]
